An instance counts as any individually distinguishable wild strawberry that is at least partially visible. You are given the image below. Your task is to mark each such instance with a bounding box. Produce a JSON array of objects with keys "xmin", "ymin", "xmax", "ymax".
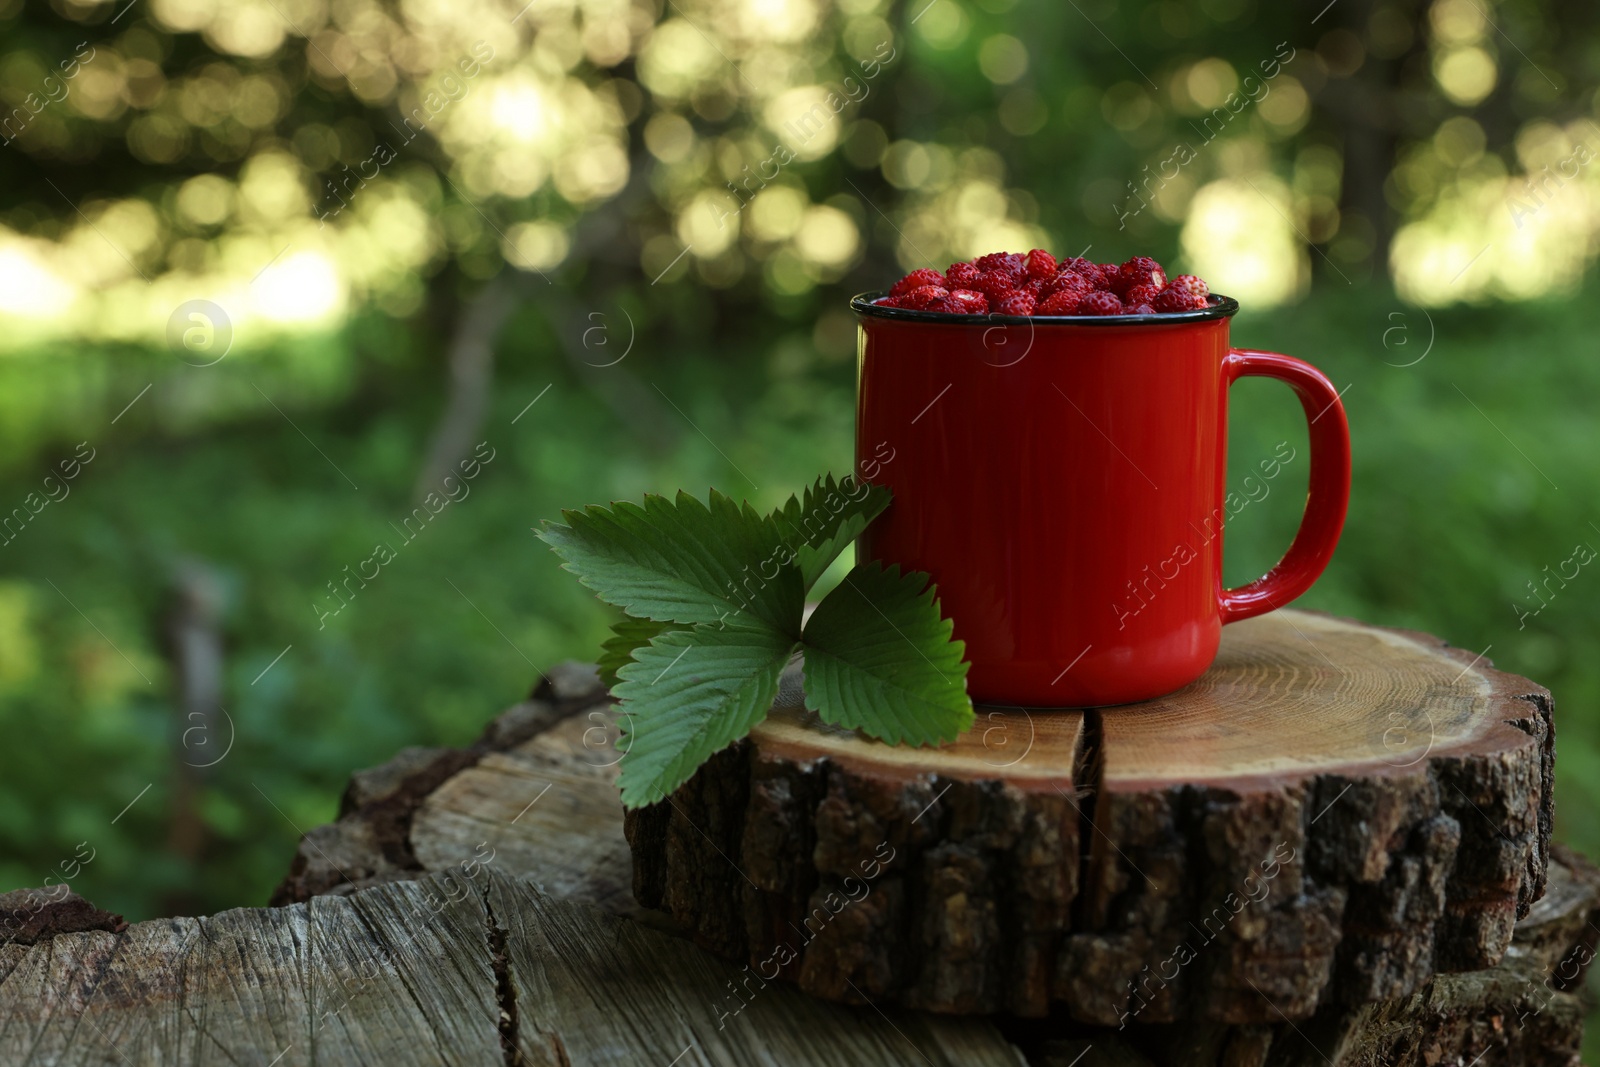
[
  {"xmin": 1037, "ymin": 290, "xmax": 1082, "ymax": 315},
  {"xmin": 1165, "ymin": 274, "xmax": 1210, "ymax": 302},
  {"xmin": 891, "ymin": 268, "xmax": 947, "ymax": 297},
  {"xmin": 976, "ymin": 251, "xmax": 1028, "ymax": 281},
  {"xmin": 948, "ymin": 289, "xmax": 988, "ymax": 314},
  {"xmin": 1043, "ymin": 270, "xmax": 1092, "ymax": 297},
  {"xmin": 1152, "ymin": 287, "xmax": 1204, "ymax": 313},
  {"xmin": 994, "ymin": 291, "xmax": 1036, "ymax": 316},
  {"xmin": 1076, "ymin": 291, "xmax": 1123, "ymax": 315},
  {"xmin": 973, "ymin": 270, "xmax": 1016, "ymax": 301},
  {"xmin": 878, "ymin": 254, "xmax": 1207, "ymax": 317},
  {"xmin": 945, "ymin": 262, "xmax": 981, "ymax": 289},
  {"xmin": 1081, "ymin": 263, "xmax": 1116, "ymax": 290},
  {"xmin": 1024, "ymin": 249, "xmax": 1058, "ymax": 280},
  {"xmin": 1115, "ymin": 256, "xmax": 1166, "ymax": 296},
  {"xmin": 903, "ymin": 284, "xmax": 951, "ymax": 310},
  {"xmin": 1123, "ymin": 283, "xmax": 1162, "ymax": 308}
]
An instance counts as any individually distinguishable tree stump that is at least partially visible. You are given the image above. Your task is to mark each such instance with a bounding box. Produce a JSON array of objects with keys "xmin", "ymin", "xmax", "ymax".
[
  {"xmin": 2, "ymin": 647, "xmax": 1584, "ymax": 1066},
  {"xmin": 625, "ymin": 609, "xmax": 1555, "ymax": 1026}
]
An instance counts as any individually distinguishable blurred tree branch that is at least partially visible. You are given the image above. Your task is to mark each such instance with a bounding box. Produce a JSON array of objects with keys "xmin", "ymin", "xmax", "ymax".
[{"xmin": 412, "ymin": 272, "xmax": 519, "ymax": 502}]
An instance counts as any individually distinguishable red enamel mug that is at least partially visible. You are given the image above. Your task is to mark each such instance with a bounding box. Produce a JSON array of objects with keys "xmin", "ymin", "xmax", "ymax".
[{"xmin": 852, "ymin": 292, "xmax": 1351, "ymax": 707}]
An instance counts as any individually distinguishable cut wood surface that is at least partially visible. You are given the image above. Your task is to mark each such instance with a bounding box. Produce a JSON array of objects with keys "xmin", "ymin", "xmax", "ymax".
[{"xmin": 628, "ymin": 609, "xmax": 1556, "ymax": 1025}]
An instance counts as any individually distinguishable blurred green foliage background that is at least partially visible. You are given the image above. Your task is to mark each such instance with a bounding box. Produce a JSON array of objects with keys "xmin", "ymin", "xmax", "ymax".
[{"xmin": 0, "ymin": 0, "xmax": 1597, "ymax": 1037}]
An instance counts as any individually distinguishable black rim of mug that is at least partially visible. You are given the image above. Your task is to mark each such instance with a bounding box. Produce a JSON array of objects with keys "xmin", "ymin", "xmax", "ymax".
[{"xmin": 850, "ymin": 291, "xmax": 1241, "ymax": 326}]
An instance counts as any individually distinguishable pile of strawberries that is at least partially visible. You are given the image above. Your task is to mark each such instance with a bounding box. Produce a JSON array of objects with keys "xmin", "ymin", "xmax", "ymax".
[{"xmin": 872, "ymin": 251, "xmax": 1211, "ymax": 317}]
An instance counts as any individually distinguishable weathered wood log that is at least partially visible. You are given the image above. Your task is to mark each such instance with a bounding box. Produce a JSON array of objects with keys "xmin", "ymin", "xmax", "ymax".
[
  {"xmin": 0, "ymin": 865, "xmax": 1031, "ymax": 1066},
  {"xmin": 0, "ymin": 666, "xmax": 1027, "ymax": 1066},
  {"xmin": 626, "ymin": 609, "xmax": 1555, "ymax": 1026}
]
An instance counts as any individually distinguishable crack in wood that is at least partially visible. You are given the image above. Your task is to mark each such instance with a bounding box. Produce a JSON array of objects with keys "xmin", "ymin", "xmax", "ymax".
[
  {"xmin": 482, "ymin": 886, "xmax": 526, "ymax": 1067},
  {"xmin": 1071, "ymin": 708, "xmax": 1104, "ymax": 932}
]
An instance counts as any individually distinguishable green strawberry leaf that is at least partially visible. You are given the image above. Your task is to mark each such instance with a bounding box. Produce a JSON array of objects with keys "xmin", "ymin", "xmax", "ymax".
[
  {"xmin": 614, "ymin": 619, "xmax": 797, "ymax": 808},
  {"xmin": 538, "ymin": 489, "xmax": 804, "ymax": 634},
  {"xmin": 772, "ymin": 474, "xmax": 892, "ymax": 588},
  {"xmin": 597, "ymin": 615, "xmax": 685, "ymax": 690},
  {"xmin": 799, "ymin": 561, "xmax": 973, "ymax": 746},
  {"xmin": 542, "ymin": 474, "xmax": 977, "ymax": 809}
]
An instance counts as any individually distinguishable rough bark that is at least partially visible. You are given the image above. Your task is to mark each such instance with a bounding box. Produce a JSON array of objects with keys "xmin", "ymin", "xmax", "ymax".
[
  {"xmin": 0, "ymin": 886, "xmax": 127, "ymax": 947},
  {"xmin": 1014, "ymin": 846, "xmax": 1599, "ymax": 1066}
]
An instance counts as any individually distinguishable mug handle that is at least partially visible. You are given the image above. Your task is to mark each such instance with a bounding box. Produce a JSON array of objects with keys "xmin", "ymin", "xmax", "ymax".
[{"xmin": 1218, "ymin": 349, "xmax": 1352, "ymax": 624}]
